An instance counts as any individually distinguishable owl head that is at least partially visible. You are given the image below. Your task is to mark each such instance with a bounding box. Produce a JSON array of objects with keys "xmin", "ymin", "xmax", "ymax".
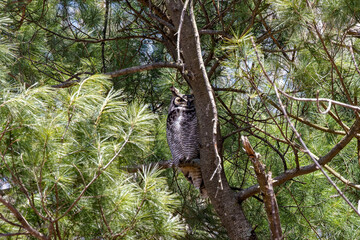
[{"xmin": 170, "ymin": 86, "xmax": 195, "ymax": 109}]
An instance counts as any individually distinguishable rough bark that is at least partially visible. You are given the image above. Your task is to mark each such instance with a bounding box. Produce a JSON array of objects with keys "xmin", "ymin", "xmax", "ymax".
[{"xmin": 165, "ymin": 1, "xmax": 256, "ymax": 239}]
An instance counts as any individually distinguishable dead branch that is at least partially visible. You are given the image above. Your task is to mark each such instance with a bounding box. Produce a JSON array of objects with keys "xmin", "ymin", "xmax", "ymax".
[
  {"xmin": 213, "ymin": 87, "xmax": 247, "ymax": 94},
  {"xmin": 0, "ymin": 233, "xmax": 30, "ymax": 237},
  {"xmin": 242, "ymin": 136, "xmax": 283, "ymax": 240}
]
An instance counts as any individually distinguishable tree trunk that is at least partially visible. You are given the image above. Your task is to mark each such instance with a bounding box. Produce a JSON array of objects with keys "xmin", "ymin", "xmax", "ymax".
[{"xmin": 165, "ymin": 1, "xmax": 256, "ymax": 239}]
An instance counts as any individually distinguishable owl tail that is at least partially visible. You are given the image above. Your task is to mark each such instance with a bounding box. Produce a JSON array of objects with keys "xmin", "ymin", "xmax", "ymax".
[{"xmin": 179, "ymin": 166, "xmax": 208, "ymax": 198}]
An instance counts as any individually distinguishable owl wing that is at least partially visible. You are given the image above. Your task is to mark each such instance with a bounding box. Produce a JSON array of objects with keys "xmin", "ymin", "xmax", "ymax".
[{"xmin": 166, "ymin": 109, "xmax": 184, "ymax": 164}]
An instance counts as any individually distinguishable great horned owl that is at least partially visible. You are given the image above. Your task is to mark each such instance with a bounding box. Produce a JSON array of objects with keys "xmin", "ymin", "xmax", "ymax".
[{"xmin": 166, "ymin": 86, "xmax": 207, "ymax": 197}]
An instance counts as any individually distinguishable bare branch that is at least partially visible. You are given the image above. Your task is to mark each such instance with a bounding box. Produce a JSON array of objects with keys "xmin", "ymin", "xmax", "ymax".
[
  {"xmin": 348, "ymin": 41, "xmax": 360, "ymax": 76},
  {"xmin": 287, "ymin": 189, "xmax": 322, "ymax": 239},
  {"xmin": 0, "ymin": 233, "xmax": 30, "ymax": 237},
  {"xmin": 0, "ymin": 212, "xmax": 22, "ymax": 228},
  {"xmin": 51, "ymin": 63, "xmax": 182, "ymax": 88},
  {"xmin": 242, "ymin": 136, "xmax": 283, "ymax": 240},
  {"xmin": 213, "ymin": 87, "xmax": 246, "ymax": 94},
  {"xmin": 199, "ymin": 29, "xmax": 232, "ymax": 38},
  {"xmin": 279, "ymin": 90, "xmax": 360, "ymax": 113}
]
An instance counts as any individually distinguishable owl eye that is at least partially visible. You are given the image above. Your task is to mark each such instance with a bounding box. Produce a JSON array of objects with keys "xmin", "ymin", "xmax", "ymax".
[{"xmin": 175, "ymin": 97, "xmax": 186, "ymax": 105}]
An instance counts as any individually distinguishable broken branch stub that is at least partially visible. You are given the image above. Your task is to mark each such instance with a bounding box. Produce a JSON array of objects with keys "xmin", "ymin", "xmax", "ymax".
[{"xmin": 241, "ymin": 136, "xmax": 283, "ymax": 240}]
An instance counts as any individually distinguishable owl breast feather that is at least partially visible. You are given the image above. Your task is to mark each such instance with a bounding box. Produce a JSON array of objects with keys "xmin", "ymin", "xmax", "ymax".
[{"xmin": 166, "ymin": 108, "xmax": 199, "ymax": 164}]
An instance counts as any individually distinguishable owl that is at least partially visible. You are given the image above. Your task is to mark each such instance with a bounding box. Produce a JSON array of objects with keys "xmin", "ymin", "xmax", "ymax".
[{"xmin": 166, "ymin": 86, "xmax": 207, "ymax": 197}]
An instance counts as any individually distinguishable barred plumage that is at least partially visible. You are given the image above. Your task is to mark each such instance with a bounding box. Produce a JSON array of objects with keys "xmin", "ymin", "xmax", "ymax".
[{"xmin": 166, "ymin": 87, "xmax": 207, "ymax": 197}]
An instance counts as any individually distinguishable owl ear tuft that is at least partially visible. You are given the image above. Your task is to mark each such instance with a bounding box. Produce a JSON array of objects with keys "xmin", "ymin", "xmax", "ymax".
[{"xmin": 170, "ymin": 86, "xmax": 183, "ymax": 98}]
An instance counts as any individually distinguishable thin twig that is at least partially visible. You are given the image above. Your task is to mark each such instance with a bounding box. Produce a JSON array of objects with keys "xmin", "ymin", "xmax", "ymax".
[
  {"xmin": 287, "ymin": 188, "xmax": 321, "ymax": 239},
  {"xmin": 121, "ymin": 159, "xmax": 200, "ymax": 173},
  {"xmin": 316, "ymin": 90, "xmax": 332, "ymax": 114},
  {"xmin": 279, "ymin": 90, "xmax": 360, "ymax": 113},
  {"xmin": 324, "ymin": 164, "xmax": 360, "ymax": 190},
  {"xmin": 348, "ymin": 41, "xmax": 360, "ymax": 76},
  {"xmin": 0, "ymin": 233, "xmax": 30, "ymax": 236}
]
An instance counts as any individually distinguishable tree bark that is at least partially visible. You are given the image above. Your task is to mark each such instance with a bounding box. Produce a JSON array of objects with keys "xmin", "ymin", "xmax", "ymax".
[{"xmin": 165, "ymin": 1, "xmax": 256, "ymax": 239}]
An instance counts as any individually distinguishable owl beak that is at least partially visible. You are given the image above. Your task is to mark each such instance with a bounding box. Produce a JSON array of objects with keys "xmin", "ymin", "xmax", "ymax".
[{"xmin": 187, "ymin": 99, "xmax": 192, "ymax": 107}]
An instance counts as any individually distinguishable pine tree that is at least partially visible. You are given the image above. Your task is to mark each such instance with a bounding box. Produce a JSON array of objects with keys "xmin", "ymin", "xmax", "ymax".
[{"xmin": 2, "ymin": 0, "xmax": 360, "ymax": 239}]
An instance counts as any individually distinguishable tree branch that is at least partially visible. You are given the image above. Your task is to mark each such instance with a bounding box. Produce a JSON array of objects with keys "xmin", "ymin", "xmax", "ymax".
[
  {"xmin": 242, "ymin": 136, "xmax": 283, "ymax": 240},
  {"xmin": 50, "ymin": 63, "xmax": 182, "ymax": 88},
  {"xmin": 238, "ymin": 114, "xmax": 360, "ymax": 201},
  {"xmin": 324, "ymin": 164, "xmax": 360, "ymax": 190},
  {"xmin": 104, "ymin": 62, "xmax": 183, "ymax": 78},
  {"xmin": 279, "ymin": 89, "xmax": 360, "ymax": 113},
  {"xmin": 0, "ymin": 195, "xmax": 48, "ymax": 240},
  {"xmin": 121, "ymin": 159, "xmax": 200, "ymax": 173},
  {"xmin": 238, "ymin": 38, "xmax": 360, "ymax": 205}
]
